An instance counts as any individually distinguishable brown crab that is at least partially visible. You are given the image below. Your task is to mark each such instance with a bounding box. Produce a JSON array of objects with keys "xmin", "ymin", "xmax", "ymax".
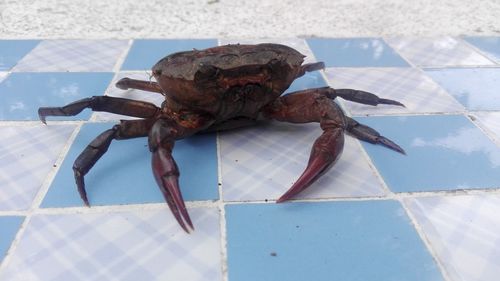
[{"xmin": 39, "ymin": 43, "xmax": 405, "ymax": 232}]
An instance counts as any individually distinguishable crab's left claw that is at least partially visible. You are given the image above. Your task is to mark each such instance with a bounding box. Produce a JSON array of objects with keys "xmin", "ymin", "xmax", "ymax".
[
  {"xmin": 152, "ymin": 148, "xmax": 193, "ymax": 233},
  {"xmin": 149, "ymin": 119, "xmax": 194, "ymax": 233},
  {"xmin": 277, "ymin": 127, "xmax": 344, "ymax": 203}
]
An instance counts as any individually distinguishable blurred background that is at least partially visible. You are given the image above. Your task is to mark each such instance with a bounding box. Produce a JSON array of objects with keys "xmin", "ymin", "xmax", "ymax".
[{"xmin": 1, "ymin": 0, "xmax": 499, "ymax": 38}]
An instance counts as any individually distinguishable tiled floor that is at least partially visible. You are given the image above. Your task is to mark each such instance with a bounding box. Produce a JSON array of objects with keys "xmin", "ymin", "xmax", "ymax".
[{"xmin": 0, "ymin": 37, "xmax": 499, "ymax": 281}]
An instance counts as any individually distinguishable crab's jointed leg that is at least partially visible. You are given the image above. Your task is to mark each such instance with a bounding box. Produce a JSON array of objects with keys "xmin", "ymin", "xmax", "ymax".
[
  {"xmin": 115, "ymin": 77, "xmax": 163, "ymax": 95},
  {"xmin": 332, "ymin": 88, "xmax": 405, "ymax": 107},
  {"xmin": 148, "ymin": 118, "xmax": 199, "ymax": 233},
  {"xmin": 73, "ymin": 119, "xmax": 153, "ymax": 206},
  {"xmin": 261, "ymin": 87, "xmax": 405, "ymax": 202},
  {"xmin": 262, "ymin": 89, "xmax": 346, "ymax": 203},
  {"xmin": 38, "ymin": 95, "xmax": 159, "ymax": 123}
]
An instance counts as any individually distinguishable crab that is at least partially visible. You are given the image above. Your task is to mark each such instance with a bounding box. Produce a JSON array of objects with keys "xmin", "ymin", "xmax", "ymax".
[{"xmin": 38, "ymin": 43, "xmax": 405, "ymax": 232}]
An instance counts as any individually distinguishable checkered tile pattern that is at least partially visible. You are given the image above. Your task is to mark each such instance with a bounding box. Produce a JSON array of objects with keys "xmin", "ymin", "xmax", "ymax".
[
  {"xmin": 0, "ymin": 208, "xmax": 221, "ymax": 281},
  {"xmin": 0, "ymin": 125, "xmax": 74, "ymax": 211},
  {"xmin": 0, "ymin": 38, "xmax": 499, "ymax": 281},
  {"xmin": 12, "ymin": 40, "xmax": 129, "ymax": 72},
  {"xmin": 405, "ymin": 195, "xmax": 500, "ymax": 281},
  {"xmin": 324, "ymin": 67, "xmax": 465, "ymax": 115},
  {"xmin": 385, "ymin": 37, "xmax": 496, "ymax": 67}
]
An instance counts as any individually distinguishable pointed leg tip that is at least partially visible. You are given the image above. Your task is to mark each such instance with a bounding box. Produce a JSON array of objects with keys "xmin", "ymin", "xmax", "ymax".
[
  {"xmin": 379, "ymin": 98, "xmax": 406, "ymax": 108},
  {"xmin": 115, "ymin": 77, "xmax": 130, "ymax": 90},
  {"xmin": 276, "ymin": 191, "xmax": 294, "ymax": 203}
]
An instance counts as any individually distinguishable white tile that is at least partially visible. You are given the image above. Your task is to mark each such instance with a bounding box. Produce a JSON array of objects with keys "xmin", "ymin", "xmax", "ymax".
[
  {"xmin": 0, "ymin": 72, "xmax": 8, "ymax": 83},
  {"xmin": 405, "ymin": 195, "xmax": 500, "ymax": 281},
  {"xmin": 12, "ymin": 40, "xmax": 129, "ymax": 72},
  {"xmin": 220, "ymin": 122, "xmax": 386, "ymax": 201},
  {"xmin": 473, "ymin": 112, "xmax": 500, "ymax": 144},
  {"xmin": 325, "ymin": 67, "xmax": 465, "ymax": 115},
  {"xmin": 0, "ymin": 125, "xmax": 75, "ymax": 211},
  {"xmin": 385, "ymin": 37, "xmax": 495, "ymax": 67},
  {"xmin": 1, "ymin": 208, "xmax": 222, "ymax": 281}
]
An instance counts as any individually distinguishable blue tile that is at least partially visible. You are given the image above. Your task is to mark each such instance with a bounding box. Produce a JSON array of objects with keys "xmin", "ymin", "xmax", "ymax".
[
  {"xmin": 0, "ymin": 40, "xmax": 39, "ymax": 71},
  {"xmin": 225, "ymin": 200, "xmax": 443, "ymax": 281},
  {"xmin": 425, "ymin": 68, "xmax": 500, "ymax": 110},
  {"xmin": 121, "ymin": 39, "xmax": 218, "ymax": 70},
  {"xmin": 285, "ymin": 71, "xmax": 327, "ymax": 94},
  {"xmin": 463, "ymin": 36, "xmax": 500, "ymax": 63},
  {"xmin": 358, "ymin": 115, "xmax": 500, "ymax": 192},
  {"xmin": 0, "ymin": 72, "xmax": 113, "ymax": 121},
  {"xmin": 307, "ymin": 38, "xmax": 409, "ymax": 67},
  {"xmin": 42, "ymin": 123, "xmax": 218, "ymax": 207},
  {"xmin": 0, "ymin": 216, "xmax": 24, "ymax": 261}
]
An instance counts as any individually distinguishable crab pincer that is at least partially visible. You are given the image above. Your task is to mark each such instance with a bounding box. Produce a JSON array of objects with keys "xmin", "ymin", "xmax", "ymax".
[
  {"xmin": 152, "ymin": 147, "xmax": 193, "ymax": 232},
  {"xmin": 277, "ymin": 127, "xmax": 344, "ymax": 203},
  {"xmin": 149, "ymin": 118, "xmax": 195, "ymax": 233}
]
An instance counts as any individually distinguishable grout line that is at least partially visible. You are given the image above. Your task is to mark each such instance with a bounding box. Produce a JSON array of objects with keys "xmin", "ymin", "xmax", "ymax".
[
  {"xmin": 89, "ymin": 39, "xmax": 134, "ymax": 122},
  {"xmin": 466, "ymin": 112, "xmax": 500, "ymax": 147},
  {"xmin": 456, "ymin": 36, "xmax": 500, "ymax": 66},
  {"xmin": 216, "ymin": 132, "xmax": 229, "ymax": 281},
  {"xmin": 398, "ymin": 198, "xmax": 454, "ymax": 281}
]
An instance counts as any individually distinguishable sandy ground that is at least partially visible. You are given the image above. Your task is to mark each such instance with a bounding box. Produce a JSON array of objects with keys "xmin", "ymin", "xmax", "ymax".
[{"xmin": 0, "ymin": 0, "xmax": 499, "ymax": 38}]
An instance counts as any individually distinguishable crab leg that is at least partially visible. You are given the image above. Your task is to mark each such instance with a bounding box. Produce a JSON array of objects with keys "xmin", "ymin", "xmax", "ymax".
[
  {"xmin": 73, "ymin": 119, "xmax": 152, "ymax": 206},
  {"xmin": 262, "ymin": 87, "xmax": 405, "ymax": 202},
  {"xmin": 262, "ymin": 90, "xmax": 346, "ymax": 202},
  {"xmin": 332, "ymin": 88, "xmax": 405, "ymax": 107},
  {"xmin": 38, "ymin": 96, "xmax": 159, "ymax": 123},
  {"xmin": 116, "ymin": 77, "xmax": 163, "ymax": 95},
  {"xmin": 345, "ymin": 117, "xmax": 405, "ymax": 154},
  {"xmin": 148, "ymin": 118, "xmax": 196, "ymax": 233}
]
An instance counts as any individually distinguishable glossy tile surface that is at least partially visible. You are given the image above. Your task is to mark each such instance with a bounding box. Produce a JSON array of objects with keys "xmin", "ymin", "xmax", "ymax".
[
  {"xmin": 385, "ymin": 36, "xmax": 495, "ymax": 67},
  {"xmin": 225, "ymin": 201, "xmax": 443, "ymax": 281},
  {"xmin": 0, "ymin": 216, "xmax": 24, "ymax": 261},
  {"xmin": 325, "ymin": 67, "xmax": 465, "ymax": 115},
  {"xmin": 0, "ymin": 40, "xmax": 39, "ymax": 71},
  {"xmin": 358, "ymin": 115, "xmax": 500, "ymax": 192},
  {"xmin": 406, "ymin": 195, "xmax": 500, "ymax": 281},
  {"xmin": 463, "ymin": 36, "xmax": 500, "ymax": 63},
  {"xmin": 307, "ymin": 38, "xmax": 409, "ymax": 67},
  {"xmin": 220, "ymin": 123, "xmax": 386, "ymax": 201},
  {"xmin": 0, "ymin": 125, "xmax": 75, "ymax": 211},
  {"xmin": 0, "ymin": 72, "xmax": 113, "ymax": 121},
  {"xmin": 1, "ymin": 37, "xmax": 500, "ymax": 281},
  {"xmin": 473, "ymin": 111, "xmax": 500, "ymax": 144},
  {"xmin": 121, "ymin": 39, "xmax": 217, "ymax": 70},
  {"xmin": 0, "ymin": 72, "xmax": 8, "ymax": 83},
  {"xmin": 425, "ymin": 68, "xmax": 500, "ymax": 110},
  {"xmin": 0, "ymin": 209, "xmax": 221, "ymax": 281},
  {"xmin": 12, "ymin": 40, "xmax": 129, "ymax": 72},
  {"xmin": 42, "ymin": 123, "xmax": 218, "ymax": 207}
]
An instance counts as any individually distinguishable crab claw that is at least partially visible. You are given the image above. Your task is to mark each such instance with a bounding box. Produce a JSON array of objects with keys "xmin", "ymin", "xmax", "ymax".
[
  {"xmin": 152, "ymin": 147, "xmax": 193, "ymax": 233},
  {"xmin": 277, "ymin": 127, "xmax": 344, "ymax": 203}
]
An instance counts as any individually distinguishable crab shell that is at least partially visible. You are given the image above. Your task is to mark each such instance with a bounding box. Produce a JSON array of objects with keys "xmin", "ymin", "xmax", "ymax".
[{"xmin": 151, "ymin": 44, "xmax": 307, "ymax": 121}]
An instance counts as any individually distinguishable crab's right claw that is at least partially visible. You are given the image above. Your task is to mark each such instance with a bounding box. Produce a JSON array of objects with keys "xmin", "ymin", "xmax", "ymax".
[{"xmin": 152, "ymin": 147, "xmax": 193, "ymax": 233}]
